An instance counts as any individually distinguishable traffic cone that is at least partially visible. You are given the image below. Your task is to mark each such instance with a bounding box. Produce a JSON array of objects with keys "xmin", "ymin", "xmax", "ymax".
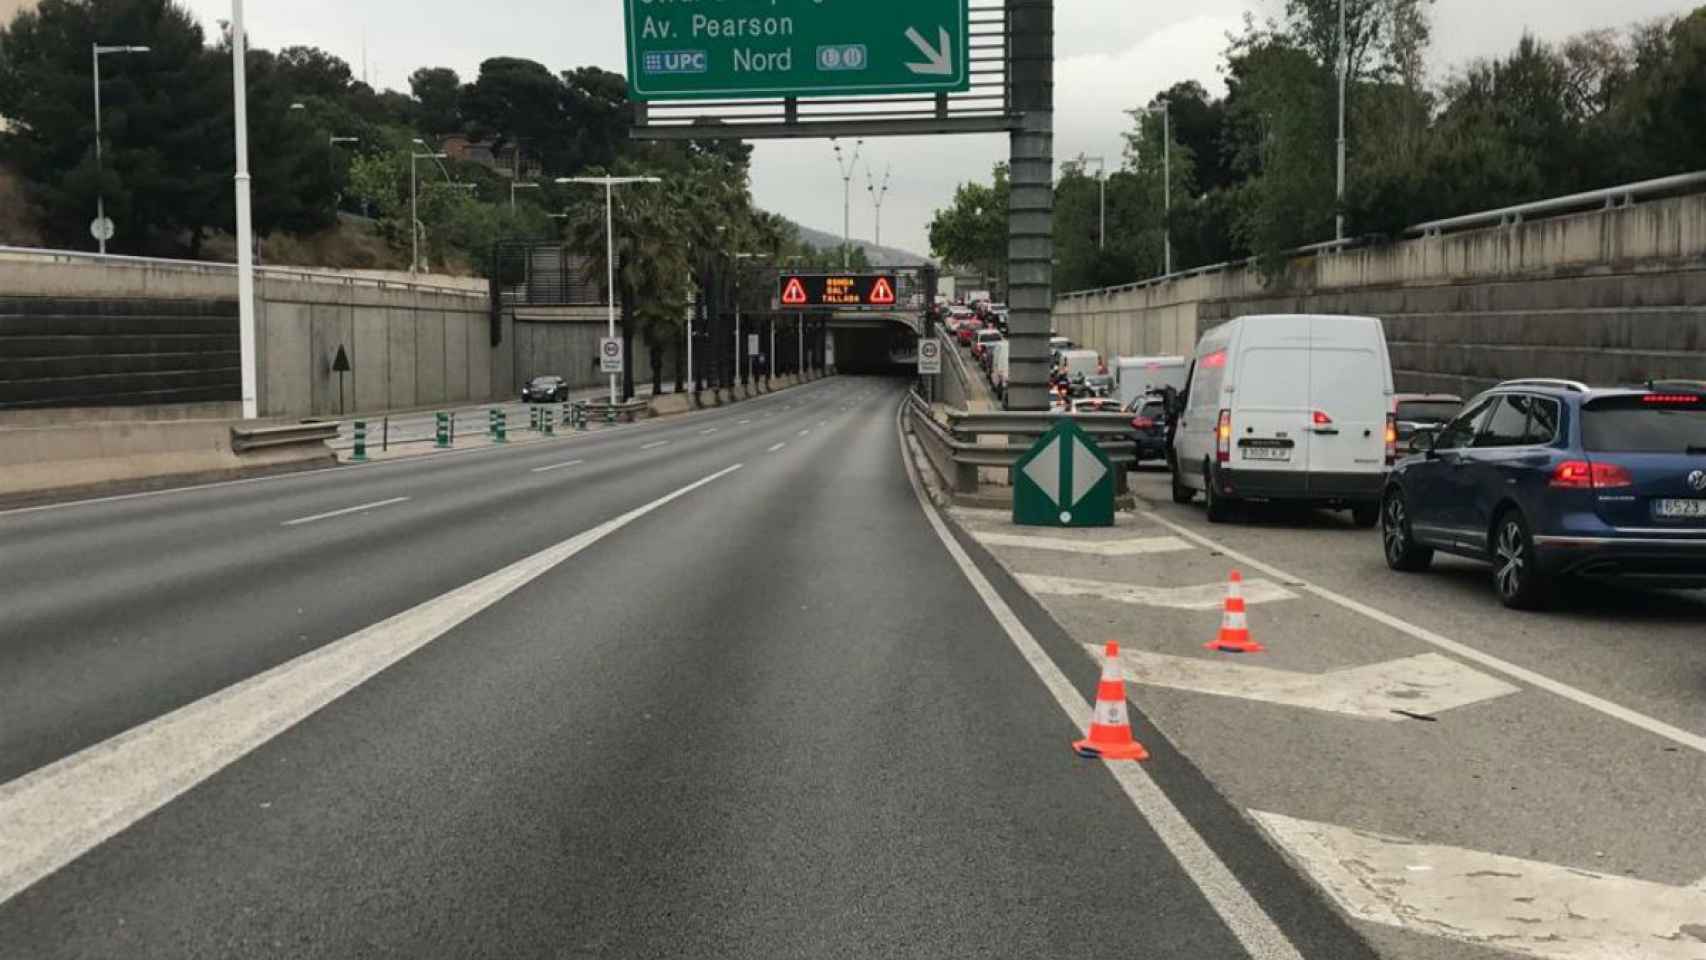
[
  {"xmin": 1206, "ymin": 570, "xmax": 1265, "ymax": 653},
  {"xmin": 1073, "ymin": 642, "xmax": 1149, "ymax": 761}
]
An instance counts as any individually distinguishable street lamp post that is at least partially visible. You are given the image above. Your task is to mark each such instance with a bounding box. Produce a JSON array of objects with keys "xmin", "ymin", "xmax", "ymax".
[
  {"xmin": 731, "ymin": 252, "xmax": 765, "ymax": 388},
  {"xmin": 1143, "ymin": 103, "xmax": 1173, "ymax": 274},
  {"xmin": 1086, "ymin": 156, "xmax": 1106, "ymax": 251},
  {"xmin": 558, "ymin": 176, "xmax": 662, "ymax": 405},
  {"xmin": 831, "ymin": 138, "xmax": 863, "ymax": 269},
  {"xmin": 1335, "ymin": 0, "xmax": 1348, "ymax": 244},
  {"xmin": 865, "ymin": 163, "xmax": 891, "ymax": 248},
  {"xmin": 510, "ymin": 180, "xmax": 541, "ymax": 212},
  {"xmin": 409, "ymin": 150, "xmax": 447, "ymax": 273},
  {"xmin": 91, "ymin": 43, "xmax": 149, "ymax": 255}
]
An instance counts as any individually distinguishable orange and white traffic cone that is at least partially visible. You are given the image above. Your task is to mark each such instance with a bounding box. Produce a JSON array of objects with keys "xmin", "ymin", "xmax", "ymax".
[
  {"xmin": 1073, "ymin": 642, "xmax": 1150, "ymax": 761},
  {"xmin": 1205, "ymin": 570, "xmax": 1265, "ymax": 653}
]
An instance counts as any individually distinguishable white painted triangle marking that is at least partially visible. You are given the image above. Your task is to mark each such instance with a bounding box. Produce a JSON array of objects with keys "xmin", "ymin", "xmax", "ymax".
[
  {"xmin": 1021, "ymin": 436, "xmax": 1061, "ymax": 506},
  {"xmin": 1020, "ymin": 573, "xmax": 1296, "ymax": 610},
  {"xmin": 1070, "ymin": 436, "xmax": 1106, "ymax": 506},
  {"xmin": 1253, "ymin": 810, "xmax": 1706, "ymax": 959},
  {"xmin": 974, "ymin": 531, "xmax": 1192, "ymax": 557},
  {"xmin": 1093, "ymin": 645, "xmax": 1519, "ymax": 721}
]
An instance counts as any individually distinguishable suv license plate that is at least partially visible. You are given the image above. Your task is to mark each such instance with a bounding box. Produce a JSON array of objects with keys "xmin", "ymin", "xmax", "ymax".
[
  {"xmin": 1242, "ymin": 446, "xmax": 1291, "ymax": 462},
  {"xmin": 1654, "ymin": 499, "xmax": 1706, "ymax": 519}
]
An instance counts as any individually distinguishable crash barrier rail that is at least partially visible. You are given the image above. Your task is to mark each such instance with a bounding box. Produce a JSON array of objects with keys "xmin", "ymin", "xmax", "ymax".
[
  {"xmin": 229, "ymin": 421, "xmax": 340, "ymax": 454},
  {"xmin": 580, "ymin": 398, "xmax": 652, "ymax": 424},
  {"xmin": 904, "ymin": 391, "xmax": 1138, "ymax": 495},
  {"xmin": 1056, "ymin": 169, "xmax": 1706, "ymax": 301}
]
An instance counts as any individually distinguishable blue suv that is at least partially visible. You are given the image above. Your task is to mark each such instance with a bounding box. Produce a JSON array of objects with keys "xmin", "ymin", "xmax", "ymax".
[{"xmin": 1381, "ymin": 379, "xmax": 1706, "ymax": 608}]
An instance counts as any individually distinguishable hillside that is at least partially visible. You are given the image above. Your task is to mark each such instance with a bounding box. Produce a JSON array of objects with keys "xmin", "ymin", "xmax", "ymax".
[{"xmin": 788, "ymin": 221, "xmax": 932, "ymax": 267}]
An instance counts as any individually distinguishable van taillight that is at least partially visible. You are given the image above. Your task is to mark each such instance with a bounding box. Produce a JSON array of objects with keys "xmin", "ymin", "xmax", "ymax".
[
  {"xmin": 1550, "ymin": 460, "xmax": 1633, "ymax": 489},
  {"xmin": 1385, "ymin": 414, "xmax": 1398, "ymax": 466},
  {"xmin": 1216, "ymin": 410, "xmax": 1232, "ymax": 463},
  {"xmin": 1312, "ymin": 410, "xmax": 1334, "ymax": 426},
  {"xmin": 1132, "ymin": 416, "xmax": 1154, "ymax": 430}
]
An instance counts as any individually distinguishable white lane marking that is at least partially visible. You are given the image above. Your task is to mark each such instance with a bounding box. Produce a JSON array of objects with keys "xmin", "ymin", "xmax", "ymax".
[
  {"xmin": 739, "ymin": 419, "xmax": 752, "ymax": 424},
  {"xmin": 1019, "ymin": 573, "xmax": 1296, "ymax": 610},
  {"xmin": 897, "ymin": 413, "xmax": 1305, "ymax": 960},
  {"xmin": 1095, "ymin": 645, "xmax": 1518, "ymax": 721},
  {"xmin": 817, "ymin": 420, "xmax": 827, "ymax": 427},
  {"xmin": 530, "ymin": 459, "xmax": 585, "ymax": 474},
  {"xmin": 641, "ymin": 440, "xmax": 670, "ymax": 450},
  {"xmin": 1253, "ymin": 810, "xmax": 1706, "ymax": 959},
  {"xmin": 280, "ymin": 496, "xmax": 410, "ymax": 527},
  {"xmin": 974, "ymin": 531, "xmax": 1193, "ymax": 557},
  {"xmin": 699, "ymin": 428, "xmax": 718, "ymax": 435},
  {"xmin": 1144, "ymin": 512, "xmax": 1706, "ymax": 757},
  {"xmin": 0, "ymin": 464, "xmax": 743, "ymax": 907},
  {"xmin": 797, "ymin": 429, "xmax": 810, "ymax": 437},
  {"xmin": 767, "ymin": 443, "xmax": 787, "ymax": 453}
]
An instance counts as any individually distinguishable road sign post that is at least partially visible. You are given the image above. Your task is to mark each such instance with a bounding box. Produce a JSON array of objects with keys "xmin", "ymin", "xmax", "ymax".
[
  {"xmin": 624, "ymin": 0, "xmax": 970, "ymax": 101},
  {"xmin": 600, "ymin": 337, "xmax": 624, "ymax": 374},
  {"xmin": 1012, "ymin": 420, "xmax": 1115, "ymax": 528},
  {"xmin": 918, "ymin": 338, "xmax": 941, "ymax": 375}
]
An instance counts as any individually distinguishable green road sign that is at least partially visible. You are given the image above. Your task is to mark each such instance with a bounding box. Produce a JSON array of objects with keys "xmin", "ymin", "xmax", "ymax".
[
  {"xmin": 623, "ymin": 0, "xmax": 970, "ymax": 101},
  {"xmin": 1012, "ymin": 420, "xmax": 1116, "ymax": 528}
]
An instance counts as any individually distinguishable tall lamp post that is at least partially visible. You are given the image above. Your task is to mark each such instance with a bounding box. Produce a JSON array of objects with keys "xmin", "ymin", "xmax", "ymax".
[
  {"xmin": 865, "ymin": 163, "xmax": 891, "ymax": 248},
  {"xmin": 91, "ymin": 43, "xmax": 149, "ymax": 255},
  {"xmin": 731, "ymin": 252, "xmax": 766, "ymax": 388},
  {"xmin": 1143, "ymin": 103, "xmax": 1173, "ymax": 275},
  {"xmin": 831, "ymin": 137, "xmax": 863, "ymax": 269},
  {"xmin": 409, "ymin": 143, "xmax": 448, "ymax": 273},
  {"xmin": 1335, "ymin": 0, "xmax": 1348, "ymax": 244},
  {"xmin": 558, "ymin": 175, "xmax": 662, "ymax": 404},
  {"xmin": 1086, "ymin": 156, "xmax": 1106, "ymax": 251}
]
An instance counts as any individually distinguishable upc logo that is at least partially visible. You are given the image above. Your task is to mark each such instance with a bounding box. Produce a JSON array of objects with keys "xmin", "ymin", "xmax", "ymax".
[{"xmin": 644, "ymin": 50, "xmax": 708, "ymax": 75}]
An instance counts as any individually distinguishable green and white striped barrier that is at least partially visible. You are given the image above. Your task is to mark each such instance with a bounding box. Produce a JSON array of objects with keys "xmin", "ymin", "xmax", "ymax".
[
  {"xmin": 435, "ymin": 412, "xmax": 450, "ymax": 449},
  {"xmin": 494, "ymin": 409, "xmax": 507, "ymax": 444},
  {"xmin": 352, "ymin": 420, "xmax": 368, "ymax": 462}
]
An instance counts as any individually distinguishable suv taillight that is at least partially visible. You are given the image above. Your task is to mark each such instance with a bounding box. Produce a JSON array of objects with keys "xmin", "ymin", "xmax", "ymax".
[
  {"xmin": 1216, "ymin": 409, "xmax": 1232, "ymax": 463},
  {"xmin": 1132, "ymin": 416, "xmax": 1154, "ymax": 429},
  {"xmin": 1550, "ymin": 460, "xmax": 1633, "ymax": 489},
  {"xmin": 1385, "ymin": 414, "xmax": 1398, "ymax": 466}
]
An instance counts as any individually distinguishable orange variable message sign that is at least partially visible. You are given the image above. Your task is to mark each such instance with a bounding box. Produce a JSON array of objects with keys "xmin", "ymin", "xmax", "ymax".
[{"xmin": 776, "ymin": 274, "xmax": 901, "ymax": 308}]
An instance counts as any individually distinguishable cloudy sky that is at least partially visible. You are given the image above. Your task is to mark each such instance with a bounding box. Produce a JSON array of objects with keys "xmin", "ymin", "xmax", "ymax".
[{"xmin": 174, "ymin": 0, "xmax": 1698, "ymax": 258}]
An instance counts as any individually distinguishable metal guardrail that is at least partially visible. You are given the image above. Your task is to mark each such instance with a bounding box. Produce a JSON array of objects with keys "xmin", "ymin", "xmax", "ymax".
[
  {"xmin": 905, "ymin": 392, "xmax": 1136, "ymax": 495},
  {"xmin": 0, "ymin": 245, "xmax": 487, "ymax": 298},
  {"xmin": 1056, "ymin": 169, "xmax": 1706, "ymax": 302},
  {"xmin": 230, "ymin": 421, "xmax": 340, "ymax": 454}
]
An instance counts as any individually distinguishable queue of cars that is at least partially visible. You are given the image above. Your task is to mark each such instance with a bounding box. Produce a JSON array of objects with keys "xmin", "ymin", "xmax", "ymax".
[{"xmin": 1148, "ymin": 313, "xmax": 1706, "ymax": 609}]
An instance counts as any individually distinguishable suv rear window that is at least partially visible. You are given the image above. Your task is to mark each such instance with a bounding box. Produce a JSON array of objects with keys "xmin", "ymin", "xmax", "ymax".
[
  {"xmin": 1582, "ymin": 396, "xmax": 1706, "ymax": 452},
  {"xmin": 1396, "ymin": 401, "xmax": 1459, "ymax": 423}
]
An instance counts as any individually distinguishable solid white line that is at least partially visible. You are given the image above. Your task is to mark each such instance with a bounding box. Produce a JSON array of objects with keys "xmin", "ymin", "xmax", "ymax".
[
  {"xmin": 1144, "ymin": 512, "xmax": 1706, "ymax": 757},
  {"xmin": 739, "ymin": 419, "xmax": 752, "ymax": 424},
  {"xmin": 700, "ymin": 428, "xmax": 719, "ymax": 434},
  {"xmin": 530, "ymin": 459, "xmax": 585, "ymax": 474},
  {"xmin": 280, "ymin": 496, "xmax": 409, "ymax": 527},
  {"xmin": 641, "ymin": 440, "xmax": 670, "ymax": 450},
  {"xmin": 767, "ymin": 443, "xmax": 786, "ymax": 453},
  {"xmin": 0, "ymin": 463, "xmax": 743, "ymax": 907},
  {"xmin": 797, "ymin": 429, "xmax": 810, "ymax": 436},
  {"xmin": 897, "ymin": 412, "xmax": 1305, "ymax": 960}
]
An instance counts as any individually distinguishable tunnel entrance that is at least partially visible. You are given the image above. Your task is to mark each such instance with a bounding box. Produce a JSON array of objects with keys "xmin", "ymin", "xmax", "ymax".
[{"xmin": 830, "ymin": 321, "xmax": 918, "ymax": 376}]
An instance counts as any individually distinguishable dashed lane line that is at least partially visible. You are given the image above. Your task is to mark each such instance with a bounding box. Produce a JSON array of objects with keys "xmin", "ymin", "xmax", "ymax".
[
  {"xmin": 0, "ymin": 464, "xmax": 746, "ymax": 907},
  {"xmin": 280, "ymin": 497, "xmax": 410, "ymax": 527},
  {"xmin": 1144, "ymin": 511, "xmax": 1706, "ymax": 757},
  {"xmin": 767, "ymin": 443, "xmax": 787, "ymax": 453},
  {"xmin": 641, "ymin": 441, "xmax": 670, "ymax": 450},
  {"xmin": 531, "ymin": 460, "xmax": 585, "ymax": 474}
]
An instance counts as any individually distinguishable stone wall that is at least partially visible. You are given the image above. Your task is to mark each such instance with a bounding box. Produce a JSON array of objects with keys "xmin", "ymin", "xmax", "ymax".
[{"xmin": 1052, "ymin": 192, "xmax": 1706, "ymax": 395}]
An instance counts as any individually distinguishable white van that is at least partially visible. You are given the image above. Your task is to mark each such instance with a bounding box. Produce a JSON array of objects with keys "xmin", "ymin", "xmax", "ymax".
[
  {"xmin": 1056, "ymin": 348, "xmax": 1102, "ymax": 381},
  {"xmin": 1170, "ymin": 315, "xmax": 1394, "ymax": 525},
  {"xmin": 1115, "ymin": 355, "xmax": 1189, "ymax": 406},
  {"xmin": 990, "ymin": 340, "xmax": 1010, "ymax": 397}
]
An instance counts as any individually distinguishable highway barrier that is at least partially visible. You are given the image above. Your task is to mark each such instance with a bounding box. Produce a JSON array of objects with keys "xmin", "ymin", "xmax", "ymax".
[
  {"xmin": 435, "ymin": 412, "xmax": 450, "ymax": 449},
  {"xmin": 352, "ymin": 420, "xmax": 368, "ymax": 463},
  {"xmin": 904, "ymin": 391, "xmax": 1137, "ymax": 497},
  {"xmin": 494, "ymin": 410, "xmax": 507, "ymax": 444}
]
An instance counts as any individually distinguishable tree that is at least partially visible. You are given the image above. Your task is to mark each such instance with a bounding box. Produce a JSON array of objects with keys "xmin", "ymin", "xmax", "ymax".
[
  {"xmin": 559, "ymin": 66, "xmax": 633, "ymax": 174},
  {"xmin": 409, "ymin": 67, "xmax": 461, "ymax": 136},
  {"xmin": 460, "ymin": 57, "xmax": 565, "ymax": 175},
  {"xmin": 927, "ymin": 163, "xmax": 1008, "ymax": 288}
]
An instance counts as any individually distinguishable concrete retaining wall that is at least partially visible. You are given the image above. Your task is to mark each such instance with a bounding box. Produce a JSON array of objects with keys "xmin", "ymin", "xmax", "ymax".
[
  {"xmin": 1052, "ymin": 193, "xmax": 1706, "ymax": 395},
  {"xmin": 0, "ymin": 258, "xmax": 509, "ymax": 418},
  {"xmin": 513, "ymin": 306, "xmax": 681, "ymax": 392}
]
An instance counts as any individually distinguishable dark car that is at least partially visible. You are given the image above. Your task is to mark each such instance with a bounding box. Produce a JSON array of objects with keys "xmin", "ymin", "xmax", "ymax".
[
  {"xmin": 1393, "ymin": 393, "xmax": 1463, "ymax": 442},
  {"xmin": 1125, "ymin": 393, "xmax": 1171, "ymax": 463},
  {"xmin": 522, "ymin": 375, "xmax": 568, "ymax": 403},
  {"xmin": 1381, "ymin": 378, "xmax": 1706, "ymax": 609}
]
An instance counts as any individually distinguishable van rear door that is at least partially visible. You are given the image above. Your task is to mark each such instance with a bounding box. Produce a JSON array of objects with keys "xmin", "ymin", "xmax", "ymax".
[
  {"xmin": 1231, "ymin": 317, "xmax": 1312, "ymax": 479},
  {"xmin": 1304, "ymin": 316, "xmax": 1389, "ymax": 481}
]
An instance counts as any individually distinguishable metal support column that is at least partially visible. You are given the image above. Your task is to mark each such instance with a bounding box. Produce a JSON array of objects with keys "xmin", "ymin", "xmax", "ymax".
[{"xmin": 1005, "ymin": 0, "xmax": 1054, "ymax": 411}]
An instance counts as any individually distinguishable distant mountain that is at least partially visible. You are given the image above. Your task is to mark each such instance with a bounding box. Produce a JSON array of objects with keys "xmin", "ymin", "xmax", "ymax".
[{"xmin": 788, "ymin": 220, "xmax": 932, "ymax": 268}]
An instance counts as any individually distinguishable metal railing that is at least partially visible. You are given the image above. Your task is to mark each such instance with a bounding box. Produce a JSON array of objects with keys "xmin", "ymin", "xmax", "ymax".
[
  {"xmin": 229, "ymin": 421, "xmax": 339, "ymax": 454},
  {"xmin": 0, "ymin": 245, "xmax": 487, "ymax": 298},
  {"xmin": 1056, "ymin": 170, "xmax": 1706, "ymax": 302},
  {"xmin": 904, "ymin": 391, "xmax": 1136, "ymax": 495}
]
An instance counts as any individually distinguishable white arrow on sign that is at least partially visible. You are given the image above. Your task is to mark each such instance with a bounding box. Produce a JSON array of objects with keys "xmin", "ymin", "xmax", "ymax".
[
  {"xmin": 1254, "ymin": 810, "xmax": 1706, "ymax": 959},
  {"xmin": 1085, "ymin": 643, "xmax": 1519, "ymax": 721},
  {"xmin": 904, "ymin": 26, "xmax": 954, "ymax": 76}
]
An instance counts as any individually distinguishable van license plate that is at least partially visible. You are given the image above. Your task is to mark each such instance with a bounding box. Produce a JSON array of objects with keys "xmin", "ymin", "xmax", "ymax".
[
  {"xmin": 1654, "ymin": 499, "xmax": 1706, "ymax": 518},
  {"xmin": 1242, "ymin": 446, "xmax": 1291, "ymax": 462}
]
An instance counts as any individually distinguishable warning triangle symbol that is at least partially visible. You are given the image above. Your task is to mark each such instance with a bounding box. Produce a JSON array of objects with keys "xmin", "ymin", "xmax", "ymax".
[
  {"xmin": 869, "ymin": 276, "xmax": 896, "ymax": 305},
  {"xmin": 781, "ymin": 277, "xmax": 808, "ymax": 305}
]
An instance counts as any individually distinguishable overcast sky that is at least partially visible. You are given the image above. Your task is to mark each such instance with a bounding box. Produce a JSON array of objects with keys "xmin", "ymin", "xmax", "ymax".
[{"xmin": 175, "ymin": 0, "xmax": 1699, "ymax": 259}]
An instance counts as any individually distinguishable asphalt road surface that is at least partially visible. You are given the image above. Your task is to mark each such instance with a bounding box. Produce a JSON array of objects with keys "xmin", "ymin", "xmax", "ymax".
[{"xmin": 0, "ymin": 376, "xmax": 1372, "ymax": 959}]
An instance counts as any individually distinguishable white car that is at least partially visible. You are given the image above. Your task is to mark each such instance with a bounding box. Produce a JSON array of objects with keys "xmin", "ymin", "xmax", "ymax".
[{"xmin": 1170, "ymin": 314, "xmax": 1395, "ymax": 525}]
